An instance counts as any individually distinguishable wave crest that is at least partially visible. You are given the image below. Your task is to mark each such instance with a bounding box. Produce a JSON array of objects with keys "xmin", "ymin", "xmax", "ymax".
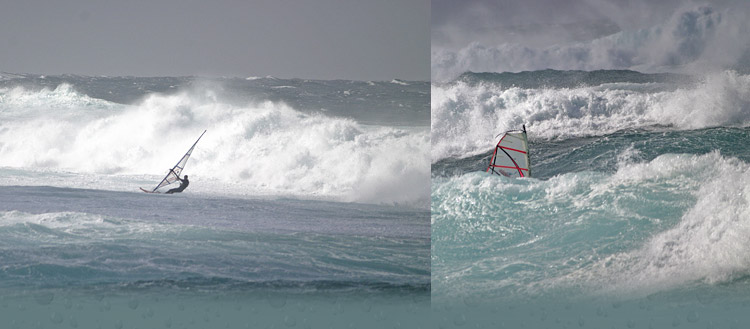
[
  {"xmin": 432, "ymin": 4, "xmax": 750, "ymax": 81},
  {"xmin": 0, "ymin": 87, "xmax": 429, "ymax": 207},
  {"xmin": 432, "ymin": 151, "xmax": 750, "ymax": 298},
  {"xmin": 431, "ymin": 70, "xmax": 750, "ymax": 162}
]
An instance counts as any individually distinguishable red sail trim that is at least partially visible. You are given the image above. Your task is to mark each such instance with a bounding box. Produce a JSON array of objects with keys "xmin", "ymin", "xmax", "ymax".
[
  {"xmin": 486, "ymin": 146, "xmax": 499, "ymax": 173},
  {"xmin": 500, "ymin": 146, "xmax": 527, "ymax": 154},
  {"xmin": 486, "ymin": 146, "xmax": 501, "ymax": 173},
  {"xmin": 490, "ymin": 165, "xmax": 529, "ymax": 171},
  {"xmin": 486, "ymin": 128, "xmax": 530, "ymax": 178},
  {"xmin": 492, "ymin": 145, "xmax": 524, "ymax": 177},
  {"xmin": 486, "ymin": 134, "xmax": 508, "ymax": 172}
]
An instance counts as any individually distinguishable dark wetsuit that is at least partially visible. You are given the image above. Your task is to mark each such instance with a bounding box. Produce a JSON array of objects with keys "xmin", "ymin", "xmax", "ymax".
[{"xmin": 166, "ymin": 175, "xmax": 189, "ymax": 194}]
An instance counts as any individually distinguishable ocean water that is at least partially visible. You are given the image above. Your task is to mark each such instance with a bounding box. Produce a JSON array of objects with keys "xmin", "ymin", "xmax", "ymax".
[
  {"xmin": 432, "ymin": 70, "xmax": 750, "ymax": 328},
  {"xmin": 0, "ymin": 73, "xmax": 430, "ymax": 328}
]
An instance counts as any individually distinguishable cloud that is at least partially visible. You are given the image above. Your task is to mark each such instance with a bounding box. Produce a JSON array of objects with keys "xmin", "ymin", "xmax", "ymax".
[{"xmin": 432, "ymin": 1, "xmax": 750, "ymax": 81}]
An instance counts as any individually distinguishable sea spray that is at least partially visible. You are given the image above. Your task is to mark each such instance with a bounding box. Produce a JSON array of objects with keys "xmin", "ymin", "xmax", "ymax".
[
  {"xmin": 0, "ymin": 73, "xmax": 430, "ymax": 328},
  {"xmin": 432, "ymin": 70, "xmax": 750, "ymax": 162},
  {"xmin": 432, "ymin": 70, "xmax": 750, "ymax": 327},
  {"xmin": 0, "ymin": 78, "xmax": 429, "ymax": 207}
]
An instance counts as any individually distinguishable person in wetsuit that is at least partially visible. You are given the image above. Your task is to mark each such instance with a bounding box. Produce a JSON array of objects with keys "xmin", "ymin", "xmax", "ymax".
[{"xmin": 165, "ymin": 170, "xmax": 189, "ymax": 194}]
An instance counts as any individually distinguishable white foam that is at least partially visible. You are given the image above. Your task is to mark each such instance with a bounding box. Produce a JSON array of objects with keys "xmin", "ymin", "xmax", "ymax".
[
  {"xmin": 0, "ymin": 87, "xmax": 429, "ymax": 208},
  {"xmin": 606, "ymin": 154, "xmax": 750, "ymax": 292},
  {"xmin": 432, "ymin": 4, "xmax": 750, "ymax": 81},
  {"xmin": 0, "ymin": 84, "xmax": 116, "ymax": 113},
  {"xmin": 433, "ymin": 151, "xmax": 750, "ymax": 297},
  {"xmin": 556, "ymin": 152, "xmax": 750, "ymax": 296},
  {"xmin": 0, "ymin": 210, "xmax": 165, "ymax": 241},
  {"xmin": 431, "ymin": 71, "xmax": 750, "ymax": 162}
]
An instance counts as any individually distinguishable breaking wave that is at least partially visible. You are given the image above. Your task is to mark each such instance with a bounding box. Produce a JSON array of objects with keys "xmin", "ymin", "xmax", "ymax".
[
  {"xmin": 432, "ymin": 4, "xmax": 750, "ymax": 81},
  {"xmin": 432, "ymin": 150, "xmax": 750, "ymax": 299},
  {"xmin": 432, "ymin": 70, "xmax": 750, "ymax": 162},
  {"xmin": 0, "ymin": 84, "xmax": 429, "ymax": 207}
]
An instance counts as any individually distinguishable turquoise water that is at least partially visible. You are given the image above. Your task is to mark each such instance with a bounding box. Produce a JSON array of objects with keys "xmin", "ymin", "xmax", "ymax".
[
  {"xmin": 0, "ymin": 187, "xmax": 430, "ymax": 328},
  {"xmin": 432, "ymin": 70, "xmax": 750, "ymax": 327},
  {"xmin": 7, "ymin": 66, "xmax": 750, "ymax": 327},
  {"xmin": 0, "ymin": 289, "xmax": 429, "ymax": 329},
  {"xmin": 0, "ymin": 75, "xmax": 430, "ymax": 327}
]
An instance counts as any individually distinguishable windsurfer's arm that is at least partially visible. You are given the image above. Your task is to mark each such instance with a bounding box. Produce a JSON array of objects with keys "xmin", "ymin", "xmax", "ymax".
[{"xmin": 169, "ymin": 169, "xmax": 183, "ymax": 182}]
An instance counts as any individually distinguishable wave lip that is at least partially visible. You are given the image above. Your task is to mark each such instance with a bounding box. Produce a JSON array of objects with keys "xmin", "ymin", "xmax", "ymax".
[
  {"xmin": 431, "ymin": 70, "xmax": 750, "ymax": 162},
  {"xmin": 432, "ymin": 4, "xmax": 750, "ymax": 81},
  {"xmin": 0, "ymin": 83, "xmax": 117, "ymax": 112},
  {"xmin": 578, "ymin": 152, "xmax": 750, "ymax": 297},
  {"xmin": 432, "ymin": 150, "xmax": 750, "ymax": 299},
  {"xmin": 455, "ymin": 69, "xmax": 688, "ymax": 90},
  {"xmin": 0, "ymin": 84, "xmax": 429, "ymax": 207}
]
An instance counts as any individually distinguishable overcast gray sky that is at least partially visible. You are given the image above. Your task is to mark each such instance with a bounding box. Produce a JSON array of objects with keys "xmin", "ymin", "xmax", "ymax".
[
  {"xmin": 1, "ymin": 0, "xmax": 429, "ymax": 81},
  {"xmin": 432, "ymin": 0, "xmax": 750, "ymax": 80}
]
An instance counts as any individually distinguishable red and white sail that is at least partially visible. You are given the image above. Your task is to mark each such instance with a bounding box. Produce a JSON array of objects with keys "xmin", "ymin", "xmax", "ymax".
[{"xmin": 486, "ymin": 126, "xmax": 530, "ymax": 178}]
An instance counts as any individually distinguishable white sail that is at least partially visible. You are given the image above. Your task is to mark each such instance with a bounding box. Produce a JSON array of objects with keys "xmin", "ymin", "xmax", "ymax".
[
  {"xmin": 147, "ymin": 130, "xmax": 206, "ymax": 192},
  {"xmin": 486, "ymin": 126, "xmax": 530, "ymax": 178}
]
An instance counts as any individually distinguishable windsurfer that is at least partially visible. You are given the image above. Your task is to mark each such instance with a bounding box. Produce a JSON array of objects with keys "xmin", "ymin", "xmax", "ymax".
[{"xmin": 165, "ymin": 169, "xmax": 189, "ymax": 194}]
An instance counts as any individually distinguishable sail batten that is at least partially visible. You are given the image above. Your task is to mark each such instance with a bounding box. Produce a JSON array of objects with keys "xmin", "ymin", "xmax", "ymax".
[{"xmin": 486, "ymin": 126, "xmax": 530, "ymax": 178}]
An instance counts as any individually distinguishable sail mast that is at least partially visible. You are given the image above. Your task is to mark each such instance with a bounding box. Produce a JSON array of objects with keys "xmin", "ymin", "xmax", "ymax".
[{"xmin": 150, "ymin": 130, "xmax": 207, "ymax": 192}]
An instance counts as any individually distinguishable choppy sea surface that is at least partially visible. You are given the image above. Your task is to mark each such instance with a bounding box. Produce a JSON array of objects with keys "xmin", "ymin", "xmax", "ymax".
[
  {"xmin": 0, "ymin": 73, "xmax": 430, "ymax": 328},
  {"xmin": 432, "ymin": 69, "xmax": 750, "ymax": 328}
]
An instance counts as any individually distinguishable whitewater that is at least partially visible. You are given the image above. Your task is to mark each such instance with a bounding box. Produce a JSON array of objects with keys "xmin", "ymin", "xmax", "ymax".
[
  {"xmin": 0, "ymin": 73, "xmax": 430, "ymax": 328},
  {"xmin": 432, "ymin": 69, "xmax": 750, "ymax": 328},
  {"xmin": 0, "ymin": 74, "xmax": 430, "ymax": 206}
]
